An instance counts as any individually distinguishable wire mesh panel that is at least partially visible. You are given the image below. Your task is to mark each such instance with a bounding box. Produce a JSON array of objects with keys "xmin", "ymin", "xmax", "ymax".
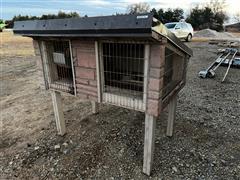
[
  {"xmin": 43, "ymin": 40, "xmax": 74, "ymax": 94},
  {"xmin": 101, "ymin": 42, "xmax": 146, "ymax": 111},
  {"xmin": 162, "ymin": 47, "xmax": 185, "ymax": 99}
]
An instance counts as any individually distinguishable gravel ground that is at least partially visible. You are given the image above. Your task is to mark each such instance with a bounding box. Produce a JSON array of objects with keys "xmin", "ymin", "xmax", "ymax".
[{"xmin": 1, "ymin": 38, "xmax": 240, "ymax": 179}]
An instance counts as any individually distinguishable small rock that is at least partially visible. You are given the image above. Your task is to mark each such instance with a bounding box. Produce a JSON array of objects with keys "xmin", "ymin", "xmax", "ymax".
[
  {"xmin": 15, "ymin": 154, "xmax": 19, "ymax": 159},
  {"xmin": 9, "ymin": 161, "xmax": 13, "ymax": 165},
  {"xmin": 62, "ymin": 142, "xmax": 68, "ymax": 147},
  {"xmin": 34, "ymin": 146, "xmax": 40, "ymax": 150},
  {"xmin": 27, "ymin": 143, "xmax": 31, "ymax": 147},
  {"xmin": 120, "ymin": 148, "xmax": 124, "ymax": 153},
  {"xmin": 172, "ymin": 166, "xmax": 178, "ymax": 173},
  {"xmin": 221, "ymin": 159, "xmax": 227, "ymax": 165},
  {"xmin": 63, "ymin": 150, "xmax": 68, "ymax": 154},
  {"xmin": 54, "ymin": 144, "xmax": 61, "ymax": 150}
]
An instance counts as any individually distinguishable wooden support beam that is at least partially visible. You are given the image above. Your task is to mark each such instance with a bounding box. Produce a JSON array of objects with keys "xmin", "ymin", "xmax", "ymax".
[
  {"xmin": 166, "ymin": 95, "xmax": 177, "ymax": 137},
  {"xmin": 143, "ymin": 44, "xmax": 150, "ymax": 111},
  {"xmin": 91, "ymin": 101, "xmax": 99, "ymax": 114},
  {"xmin": 69, "ymin": 40, "xmax": 77, "ymax": 96},
  {"xmin": 51, "ymin": 91, "xmax": 66, "ymax": 136},
  {"xmin": 95, "ymin": 41, "xmax": 102, "ymax": 102},
  {"xmin": 143, "ymin": 114, "xmax": 157, "ymax": 175}
]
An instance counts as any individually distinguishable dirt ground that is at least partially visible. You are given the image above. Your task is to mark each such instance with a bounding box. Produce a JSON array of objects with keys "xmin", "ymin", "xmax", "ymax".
[{"xmin": 1, "ymin": 32, "xmax": 240, "ymax": 179}]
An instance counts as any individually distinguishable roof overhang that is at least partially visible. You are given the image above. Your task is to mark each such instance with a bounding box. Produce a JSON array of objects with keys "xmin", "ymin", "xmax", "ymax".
[{"xmin": 13, "ymin": 13, "xmax": 193, "ymax": 56}]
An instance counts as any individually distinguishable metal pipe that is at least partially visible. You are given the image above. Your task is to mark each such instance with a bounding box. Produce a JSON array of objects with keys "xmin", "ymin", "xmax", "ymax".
[
  {"xmin": 212, "ymin": 52, "xmax": 231, "ymax": 71},
  {"xmin": 205, "ymin": 53, "xmax": 224, "ymax": 72},
  {"xmin": 221, "ymin": 50, "xmax": 238, "ymax": 82}
]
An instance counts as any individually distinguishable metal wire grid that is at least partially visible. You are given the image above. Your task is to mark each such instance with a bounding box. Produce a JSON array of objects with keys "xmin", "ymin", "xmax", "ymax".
[
  {"xmin": 101, "ymin": 42, "xmax": 145, "ymax": 105},
  {"xmin": 44, "ymin": 40, "xmax": 74, "ymax": 94},
  {"xmin": 162, "ymin": 47, "xmax": 184, "ymax": 99}
]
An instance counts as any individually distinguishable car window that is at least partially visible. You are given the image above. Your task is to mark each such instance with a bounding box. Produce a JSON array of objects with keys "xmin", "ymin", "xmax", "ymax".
[
  {"xmin": 165, "ymin": 23, "xmax": 177, "ymax": 29},
  {"xmin": 175, "ymin": 23, "xmax": 180, "ymax": 29}
]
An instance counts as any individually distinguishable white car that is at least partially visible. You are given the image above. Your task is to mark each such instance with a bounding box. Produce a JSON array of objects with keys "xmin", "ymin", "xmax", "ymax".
[{"xmin": 165, "ymin": 22, "xmax": 194, "ymax": 42}]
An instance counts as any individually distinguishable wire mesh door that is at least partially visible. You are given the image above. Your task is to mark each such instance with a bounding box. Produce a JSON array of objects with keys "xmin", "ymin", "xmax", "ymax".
[
  {"xmin": 42, "ymin": 40, "xmax": 75, "ymax": 94},
  {"xmin": 100, "ymin": 41, "xmax": 146, "ymax": 111},
  {"xmin": 162, "ymin": 47, "xmax": 185, "ymax": 99}
]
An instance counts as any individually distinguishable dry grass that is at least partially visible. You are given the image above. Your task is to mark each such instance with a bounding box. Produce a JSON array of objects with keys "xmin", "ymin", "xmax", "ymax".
[
  {"xmin": 231, "ymin": 32, "xmax": 240, "ymax": 38},
  {"xmin": 0, "ymin": 31, "xmax": 34, "ymax": 57},
  {"xmin": 191, "ymin": 37, "xmax": 210, "ymax": 42},
  {"xmin": 192, "ymin": 32, "xmax": 240, "ymax": 42},
  {"xmin": 0, "ymin": 31, "xmax": 238, "ymax": 57},
  {"xmin": 1, "ymin": 31, "xmax": 31, "ymax": 43}
]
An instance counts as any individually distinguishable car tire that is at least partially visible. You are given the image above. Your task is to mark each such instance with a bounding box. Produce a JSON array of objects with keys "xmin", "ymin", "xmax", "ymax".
[{"xmin": 186, "ymin": 34, "xmax": 192, "ymax": 42}]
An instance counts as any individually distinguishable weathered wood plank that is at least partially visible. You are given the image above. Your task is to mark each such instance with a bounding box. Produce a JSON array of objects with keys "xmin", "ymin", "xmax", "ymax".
[
  {"xmin": 91, "ymin": 101, "xmax": 99, "ymax": 114},
  {"xmin": 95, "ymin": 41, "xmax": 102, "ymax": 102},
  {"xmin": 166, "ymin": 94, "xmax": 177, "ymax": 137},
  {"xmin": 69, "ymin": 40, "xmax": 77, "ymax": 96},
  {"xmin": 166, "ymin": 43, "xmax": 185, "ymax": 57},
  {"xmin": 51, "ymin": 91, "xmax": 66, "ymax": 136},
  {"xmin": 143, "ymin": 114, "xmax": 156, "ymax": 175},
  {"xmin": 143, "ymin": 44, "xmax": 150, "ymax": 111},
  {"xmin": 103, "ymin": 92, "xmax": 145, "ymax": 112}
]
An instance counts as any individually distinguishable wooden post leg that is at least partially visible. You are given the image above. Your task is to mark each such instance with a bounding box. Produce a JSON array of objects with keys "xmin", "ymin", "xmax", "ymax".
[
  {"xmin": 51, "ymin": 91, "xmax": 66, "ymax": 136},
  {"xmin": 143, "ymin": 114, "xmax": 156, "ymax": 175},
  {"xmin": 91, "ymin": 101, "xmax": 99, "ymax": 114},
  {"xmin": 166, "ymin": 95, "xmax": 177, "ymax": 137}
]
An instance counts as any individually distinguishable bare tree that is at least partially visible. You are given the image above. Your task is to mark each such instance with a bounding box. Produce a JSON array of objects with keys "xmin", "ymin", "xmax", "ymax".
[
  {"xmin": 234, "ymin": 12, "xmax": 240, "ymax": 22},
  {"xmin": 126, "ymin": 2, "xmax": 150, "ymax": 14},
  {"xmin": 208, "ymin": 0, "xmax": 227, "ymax": 13}
]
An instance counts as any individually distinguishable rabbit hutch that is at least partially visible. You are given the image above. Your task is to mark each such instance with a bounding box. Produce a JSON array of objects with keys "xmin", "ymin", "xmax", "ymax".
[{"xmin": 13, "ymin": 13, "xmax": 192, "ymax": 175}]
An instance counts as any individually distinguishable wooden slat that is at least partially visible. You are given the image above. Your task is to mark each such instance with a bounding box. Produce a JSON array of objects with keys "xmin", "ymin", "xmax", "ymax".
[
  {"xmin": 161, "ymin": 80, "xmax": 184, "ymax": 110},
  {"xmin": 103, "ymin": 93, "xmax": 145, "ymax": 112}
]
